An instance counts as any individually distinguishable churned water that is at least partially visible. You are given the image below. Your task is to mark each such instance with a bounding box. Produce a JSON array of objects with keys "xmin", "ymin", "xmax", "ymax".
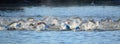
[
  {"xmin": 0, "ymin": 31, "xmax": 120, "ymax": 44},
  {"xmin": 0, "ymin": 6, "xmax": 120, "ymax": 44}
]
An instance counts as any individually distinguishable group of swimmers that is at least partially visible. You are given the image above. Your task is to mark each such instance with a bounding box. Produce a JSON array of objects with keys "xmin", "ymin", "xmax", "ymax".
[{"xmin": 0, "ymin": 16, "xmax": 120, "ymax": 31}]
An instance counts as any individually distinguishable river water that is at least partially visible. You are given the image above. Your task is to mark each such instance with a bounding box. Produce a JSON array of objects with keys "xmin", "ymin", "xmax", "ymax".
[
  {"xmin": 0, "ymin": 31, "xmax": 120, "ymax": 44},
  {"xmin": 0, "ymin": 6, "xmax": 120, "ymax": 44},
  {"xmin": 0, "ymin": 6, "xmax": 120, "ymax": 17}
]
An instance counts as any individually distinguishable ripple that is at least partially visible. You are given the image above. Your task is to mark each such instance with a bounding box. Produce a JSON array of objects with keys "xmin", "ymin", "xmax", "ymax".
[{"xmin": 0, "ymin": 31, "xmax": 120, "ymax": 44}]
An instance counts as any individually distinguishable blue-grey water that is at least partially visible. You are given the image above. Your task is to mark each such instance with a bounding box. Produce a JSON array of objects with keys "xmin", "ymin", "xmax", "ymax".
[
  {"xmin": 0, "ymin": 31, "xmax": 120, "ymax": 44},
  {"xmin": 0, "ymin": 6, "xmax": 120, "ymax": 44},
  {"xmin": 0, "ymin": 6, "xmax": 120, "ymax": 17}
]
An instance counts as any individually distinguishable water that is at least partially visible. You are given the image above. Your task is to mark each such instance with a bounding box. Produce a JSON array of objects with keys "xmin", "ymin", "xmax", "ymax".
[
  {"xmin": 0, "ymin": 31, "xmax": 120, "ymax": 44},
  {"xmin": 0, "ymin": 6, "xmax": 120, "ymax": 44},
  {"xmin": 0, "ymin": 6, "xmax": 120, "ymax": 21},
  {"xmin": 23, "ymin": 6, "xmax": 120, "ymax": 17},
  {"xmin": 0, "ymin": 6, "xmax": 120, "ymax": 17}
]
